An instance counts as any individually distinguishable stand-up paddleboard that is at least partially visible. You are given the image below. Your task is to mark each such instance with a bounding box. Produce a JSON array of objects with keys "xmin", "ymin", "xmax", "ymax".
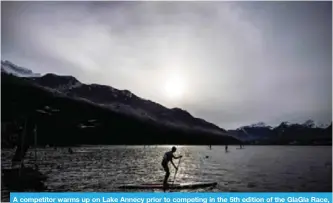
[{"xmin": 118, "ymin": 182, "xmax": 217, "ymax": 190}]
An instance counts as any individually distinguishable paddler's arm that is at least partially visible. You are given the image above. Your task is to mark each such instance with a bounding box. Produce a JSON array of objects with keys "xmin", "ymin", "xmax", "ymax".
[
  {"xmin": 170, "ymin": 160, "xmax": 177, "ymax": 169},
  {"xmin": 173, "ymin": 155, "xmax": 183, "ymax": 159}
]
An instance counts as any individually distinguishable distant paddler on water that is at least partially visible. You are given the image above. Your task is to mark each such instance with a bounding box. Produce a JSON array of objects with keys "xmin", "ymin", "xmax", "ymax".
[{"xmin": 161, "ymin": 146, "xmax": 182, "ymax": 190}]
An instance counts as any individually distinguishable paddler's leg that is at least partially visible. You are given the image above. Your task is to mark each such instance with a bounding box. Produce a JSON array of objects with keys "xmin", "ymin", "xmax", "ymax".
[{"xmin": 162, "ymin": 164, "xmax": 170, "ymax": 191}]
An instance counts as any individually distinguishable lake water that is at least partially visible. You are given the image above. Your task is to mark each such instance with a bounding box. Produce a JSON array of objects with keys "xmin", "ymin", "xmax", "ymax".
[{"xmin": 1, "ymin": 145, "xmax": 332, "ymax": 200}]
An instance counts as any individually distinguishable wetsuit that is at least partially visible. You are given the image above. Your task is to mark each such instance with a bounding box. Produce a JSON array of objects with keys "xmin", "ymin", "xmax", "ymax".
[{"xmin": 161, "ymin": 151, "xmax": 174, "ymax": 185}]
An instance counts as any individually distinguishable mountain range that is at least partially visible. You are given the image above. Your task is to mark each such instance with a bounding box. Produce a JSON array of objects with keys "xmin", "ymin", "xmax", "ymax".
[
  {"xmin": 228, "ymin": 121, "xmax": 332, "ymax": 145},
  {"xmin": 1, "ymin": 60, "xmax": 41, "ymax": 77},
  {"xmin": 1, "ymin": 60, "xmax": 239, "ymax": 147},
  {"xmin": 2, "ymin": 60, "xmax": 331, "ymax": 147}
]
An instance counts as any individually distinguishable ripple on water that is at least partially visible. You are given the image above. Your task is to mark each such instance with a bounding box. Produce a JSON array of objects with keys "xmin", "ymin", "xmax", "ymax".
[{"xmin": 1, "ymin": 145, "xmax": 332, "ymax": 201}]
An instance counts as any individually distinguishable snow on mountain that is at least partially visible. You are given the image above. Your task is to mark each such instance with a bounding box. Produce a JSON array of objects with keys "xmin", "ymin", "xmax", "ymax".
[
  {"xmin": 33, "ymin": 73, "xmax": 82, "ymax": 91},
  {"xmin": 34, "ymin": 76, "xmax": 228, "ymax": 135},
  {"xmin": 1, "ymin": 60, "xmax": 41, "ymax": 77},
  {"xmin": 2, "ymin": 60, "xmax": 230, "ymax": 136}
]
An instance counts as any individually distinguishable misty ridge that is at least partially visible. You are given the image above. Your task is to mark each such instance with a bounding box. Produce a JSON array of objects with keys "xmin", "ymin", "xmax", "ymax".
[
  {"xmin": 228, "ymin": 121, "xmax": 331, "ymax": 145},
  {"xmin": 1, "ymin": 60, "xmax": 237, "ymax": 147},
  {"xmin": 1, "ymin": 60, "xmax": 331, "ymax": 147}
]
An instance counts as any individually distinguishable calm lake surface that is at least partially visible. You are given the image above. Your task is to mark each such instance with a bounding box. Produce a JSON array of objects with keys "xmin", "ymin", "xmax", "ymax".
[{"xmin": 1, "ymin": 145, "xmax": 332, "ymax": 200}]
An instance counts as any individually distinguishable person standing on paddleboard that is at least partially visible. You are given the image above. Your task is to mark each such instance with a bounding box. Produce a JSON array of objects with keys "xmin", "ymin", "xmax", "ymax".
[{"xmin": 161, "ymin": 146, "xmax": 182, "ymax": 188}]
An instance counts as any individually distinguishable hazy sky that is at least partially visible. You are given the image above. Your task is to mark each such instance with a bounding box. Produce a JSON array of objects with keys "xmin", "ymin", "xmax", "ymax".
[{"xmin": 2, "ymin": 1, "xmax": 332, "ymax": 129}]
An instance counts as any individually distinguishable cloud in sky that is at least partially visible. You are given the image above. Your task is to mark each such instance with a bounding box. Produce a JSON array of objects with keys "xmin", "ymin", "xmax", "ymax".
[{"xmin": 2, "ymin": 1, "xmax": 331, "ymax": 129}]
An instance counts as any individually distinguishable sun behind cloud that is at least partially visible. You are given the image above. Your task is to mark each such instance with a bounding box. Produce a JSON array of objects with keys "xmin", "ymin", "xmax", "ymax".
[{"xmin": 164, "ymin": 73, "xmax": 187, "ymax": 101}]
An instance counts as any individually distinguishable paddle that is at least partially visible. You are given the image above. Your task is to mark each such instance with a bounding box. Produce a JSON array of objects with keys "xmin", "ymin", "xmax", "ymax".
[{"xmin": 172, "ymin": 157, "xmax": 182, "ymax": 186}]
